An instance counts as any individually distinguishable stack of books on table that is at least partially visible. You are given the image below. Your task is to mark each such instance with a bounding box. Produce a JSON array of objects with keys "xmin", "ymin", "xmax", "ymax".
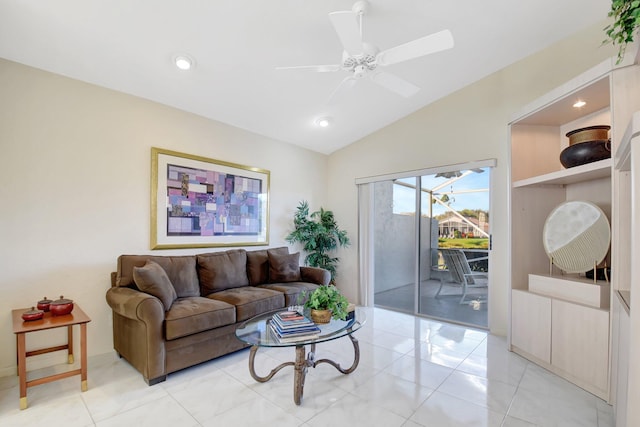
[{"xmin": 269, "ymin": 311, "xmax": 321, "ymax": 343}]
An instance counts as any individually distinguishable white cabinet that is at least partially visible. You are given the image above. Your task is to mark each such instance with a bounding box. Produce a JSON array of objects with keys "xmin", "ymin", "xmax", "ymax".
[
  {"xmin": 611, "ymin": 294, "xmax": 629, "ymax": 427},
  {"xmin": 511, "ymin": 278, "xmax": 610, "ymax": 400},
  {"xmin": 509, "ymin": 50, "xmax": 640, "ymax": 408},
  {"xmin": 511, "ymin": 289, "xmax": 550, "ymax": 363},
  {"xmin": 551, "ymin": 299, "xmax": 609, "ymax": 398},
  {"xmin": 508, "ymin": 61, "xmax": 613, "ymax": 401}
]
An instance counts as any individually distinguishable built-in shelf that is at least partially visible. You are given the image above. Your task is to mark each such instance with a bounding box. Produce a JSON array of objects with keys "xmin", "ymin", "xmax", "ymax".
[
  {"xmin": 511, "ymin": 62, "xmax": 611, "ymax": 126},
  {"xmin": 528, "ymin": 273, "xmax": 610, "ymax": 309},
  {"xmin": 512, "ymin": 158, "xmax": 612, "ymax": 188},
  {"xmin": 509, "ymin": 60, "xmax": 616, "ymax": 403}
]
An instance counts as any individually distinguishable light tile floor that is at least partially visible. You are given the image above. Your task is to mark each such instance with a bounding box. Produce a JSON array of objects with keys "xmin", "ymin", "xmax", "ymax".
[{"xmin": 0, "ymin": 307, "xmax": 613, "ymax": 427}]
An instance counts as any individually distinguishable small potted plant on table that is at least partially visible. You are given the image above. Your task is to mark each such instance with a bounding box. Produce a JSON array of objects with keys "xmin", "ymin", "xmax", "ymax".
[{"xmin": 304, "ymin": 285, "xmax": 349, "ymax": 323}]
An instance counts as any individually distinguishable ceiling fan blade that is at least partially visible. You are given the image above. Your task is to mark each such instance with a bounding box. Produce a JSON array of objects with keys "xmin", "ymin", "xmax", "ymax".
[
  {"xmin": 376, "ymin": 29, "xmax": 454, "ymax": 66},
  {"xmin": 328, "ymin": 11, "xmax": 364, "ymax": 56},
  {"xmin": 327, "ymin": 76, "xmax": 358, "ymax": 105},
  {"xmin": 275, "ymin": 64, "xmax": 341, "ymax": 72},
  {"xmin": 370, "ymin": 71, "xmax": 420, "ymax": 97}
]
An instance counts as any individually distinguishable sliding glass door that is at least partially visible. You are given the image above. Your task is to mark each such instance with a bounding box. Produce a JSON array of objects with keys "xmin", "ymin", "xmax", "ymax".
[
  {"xmin": 368, "ymin": 162, "xmax": 492, "ymax": 328},
  {"xmin": 418, "ymin": 168, "xmax": 490, "ymax": 328},
  {"xmin": 371, "ymin": 178, "xmax": 417, "ymax": 313}
]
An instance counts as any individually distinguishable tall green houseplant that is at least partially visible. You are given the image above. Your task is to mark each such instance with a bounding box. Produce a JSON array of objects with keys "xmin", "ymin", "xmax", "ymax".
[
  {"xmin": 605, "ymin": 0, "xmax": 640, "ymax": 63},
  {"xmin": 285, "ymin": 201, "xmax": 350, "ymax": 283}
]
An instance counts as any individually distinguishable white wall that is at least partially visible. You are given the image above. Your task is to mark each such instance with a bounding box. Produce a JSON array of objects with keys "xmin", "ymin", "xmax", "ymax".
[
  {"xmin": 0, "ymin": 59, "xmax": 328, "ymax": 376},
  {"xmin": 327, "ymin": 20, "xmax": 616, "ymax": 335}
]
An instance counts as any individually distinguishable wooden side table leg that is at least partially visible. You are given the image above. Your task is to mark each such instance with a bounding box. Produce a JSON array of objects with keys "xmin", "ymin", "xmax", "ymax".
[
  {"xmin": 67, "ymin": 325, "xmax": 74, "ymax": 364},
  {"xmin": 80, "ymin": 323, "xmax": 87, "ymax": 391},
  {"xmin": 17, "ymin": 333, "xmax": 27, "ymax": 410}
]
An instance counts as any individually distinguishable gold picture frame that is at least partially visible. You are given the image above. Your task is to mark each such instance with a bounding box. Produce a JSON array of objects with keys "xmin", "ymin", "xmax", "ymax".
[{"xmin": 151, "ymin": 147, "xmax": 270, "ymax": 249}]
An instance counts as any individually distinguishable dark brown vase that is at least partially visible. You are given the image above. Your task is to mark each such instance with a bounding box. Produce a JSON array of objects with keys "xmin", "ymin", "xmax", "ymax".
[{"xmin": 560, "ymin": 125, "xmax": 611, "ymax": 168}]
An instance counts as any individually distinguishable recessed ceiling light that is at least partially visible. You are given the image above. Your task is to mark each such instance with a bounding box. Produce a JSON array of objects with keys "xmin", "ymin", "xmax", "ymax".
[
  {"xmin": 573, "ymin": 100, "xmax": 586, "ymax": 108},
  {"xmin": 174, "ymin": 55, "xmax": 194, "ymax": 71},
  {"xmin": 315, "ymin": 117, "xmax": 332, "ymax": 128}
]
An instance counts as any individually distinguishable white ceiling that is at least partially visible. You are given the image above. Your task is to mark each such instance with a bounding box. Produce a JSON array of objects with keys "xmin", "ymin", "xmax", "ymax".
[{"xmin": 0, "ymin": 0, "xmax": 610, "ymax": 154}]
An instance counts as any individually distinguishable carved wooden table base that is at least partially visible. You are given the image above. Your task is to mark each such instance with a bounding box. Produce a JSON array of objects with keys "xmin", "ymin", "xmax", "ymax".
[{"xmin": 248, "ymin": 334, "xmax": 360, "ymax": 405}]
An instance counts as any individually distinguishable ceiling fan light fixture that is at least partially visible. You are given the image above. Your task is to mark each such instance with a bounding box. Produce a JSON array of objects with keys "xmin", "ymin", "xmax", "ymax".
[
  {"xmin": 315, "ymin": 117, "xmax": 332, "ymax": 128},
  {"xmin": 276, "ymin": 2, "xmax": 453, "ymax": 102},
  {"xmin": 174, "ymin": 55, "xmax": 194, "ymax": 71}
]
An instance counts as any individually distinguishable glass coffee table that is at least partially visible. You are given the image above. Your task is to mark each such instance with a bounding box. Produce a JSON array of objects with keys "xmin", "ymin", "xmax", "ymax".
[{"xmin": 235, "ymin": 308, "xmax": 365, "ymax": 405}]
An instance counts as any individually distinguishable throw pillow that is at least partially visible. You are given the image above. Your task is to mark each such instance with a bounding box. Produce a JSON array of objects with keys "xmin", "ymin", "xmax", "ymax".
[
  {"xmin": 246, "ymin": 247, "xmax": 289, "ymax": 285},
  {"xmin": 268, "ymin": 251, "xmax": 301, "ymax": 283},
  {"xmin": 197, "ymin": 249, "xmax": 249, "ymax": 295},
  {"xmin": 133, "ymin": 260, "xmax": 178, "ymax": 311}
]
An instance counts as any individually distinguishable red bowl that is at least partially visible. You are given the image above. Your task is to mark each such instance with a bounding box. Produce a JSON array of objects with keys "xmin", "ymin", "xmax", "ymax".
[
  {"xmin": 22, "ymin": 307, "xmax": 44, "ymax": 321},
  {"xmin": 50, "ymin": 296, "xmax": 74, "ymax": 316},
  {"xmin": 37, "ymin": 297, "xmax": 52, "ymax": 312}
]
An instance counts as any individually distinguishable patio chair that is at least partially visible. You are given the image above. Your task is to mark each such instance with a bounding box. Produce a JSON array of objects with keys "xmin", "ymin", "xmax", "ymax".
[{"xmin": 435, "ymin": 249, "xmax": 488, "ymax": 304}]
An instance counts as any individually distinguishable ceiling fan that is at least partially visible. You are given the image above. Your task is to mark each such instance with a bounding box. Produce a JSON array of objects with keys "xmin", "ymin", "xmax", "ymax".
[{"xmin": 276, "ymin": 0, "xmax": 454, "ymax": 102}]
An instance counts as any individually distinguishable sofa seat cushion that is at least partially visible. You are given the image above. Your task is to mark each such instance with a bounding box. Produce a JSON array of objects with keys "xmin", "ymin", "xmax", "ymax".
[
  {"xmin": 198, "ymin": 250, "xmax": 249, "ymax": 294},
  {"xmin": 256, "ymin": 282, "xmax": 320, "ymax": 307},
  {"xmin": 246, "ymin": 247, "xmax": 289, "ymax": 285},
  {"xmin": 165, "ymin": 297, "xmax": 236, "ymax": 341},
  {"xmin": 206, "ymin": 287, "xmax": 284, "ymax": 322}
]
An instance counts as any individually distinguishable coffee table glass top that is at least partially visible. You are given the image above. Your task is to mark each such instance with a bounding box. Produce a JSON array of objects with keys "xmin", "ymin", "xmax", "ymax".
[{"xmin": 236, "ymin": 308, "xmax": 365, "ymax": 347}]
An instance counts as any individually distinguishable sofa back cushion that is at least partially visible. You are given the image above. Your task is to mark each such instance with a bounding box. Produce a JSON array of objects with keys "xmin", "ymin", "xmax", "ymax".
[
  {"xmin": 132, "ymin": 260, "xmax": 178, "ymax": 311},
  {"xmin": 198, "ymin": 249, "xmax": 249, "ymax": 295},
  {"xmin": 268, "ymin": 250, "xmax": 302, "ymax": 283},
  {"xmin": 246, "ymin": 246, "xmax": 289, "ymax": 285},
  {"xmin": 116, "ymin": 255, "xmax": 199, "ymax": 298}
]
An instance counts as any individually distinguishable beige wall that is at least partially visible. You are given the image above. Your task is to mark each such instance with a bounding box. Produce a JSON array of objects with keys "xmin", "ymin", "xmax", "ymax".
[
  {"xmin": 327, "ymin": 20, "xmax": 616, "ymax": 335},
  {"xmin": 0, "ymin": 59, "xmax": 328, "ymax": 376},
  {"xmin": 0, "ymin": 20, "xmax": 618, "ymax": 376}
]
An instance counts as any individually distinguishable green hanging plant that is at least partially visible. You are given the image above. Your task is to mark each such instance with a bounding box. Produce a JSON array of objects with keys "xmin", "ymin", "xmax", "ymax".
[
  {"xmin": 285, "ymin": 200, "xmax": 350, "ymax": 283},
  {"xmin": 604, "ymin": 0, "xmax": 640, "ymax": 63}
]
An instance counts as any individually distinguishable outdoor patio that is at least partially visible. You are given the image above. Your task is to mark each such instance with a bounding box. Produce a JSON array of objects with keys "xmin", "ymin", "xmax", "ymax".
[{"xmin": 374, "ymin": 278, "xmax": 488, "ymax": 328}]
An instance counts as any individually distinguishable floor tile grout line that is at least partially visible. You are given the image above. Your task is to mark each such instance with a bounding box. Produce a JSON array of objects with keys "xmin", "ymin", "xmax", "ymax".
[
  {"xmin": 498, "ymin": 360, "xmax": 529, "ymax": 426},
  {"xmin": 163, "ymin": 388, "xmax": 204, "ymax": 427}
]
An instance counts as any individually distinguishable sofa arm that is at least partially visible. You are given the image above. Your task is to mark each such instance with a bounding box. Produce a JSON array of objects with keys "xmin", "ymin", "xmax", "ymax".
[
  {"xmin": 106, "ymin": 287, "xmax": 162, "ymax": 320},
  {"xmin": 300, "ymin": 266, "xmax": 331, "ymax": 286},
  {"xmin": 105, "ymin": 287, "xmax": 167, "ymax": 384}
]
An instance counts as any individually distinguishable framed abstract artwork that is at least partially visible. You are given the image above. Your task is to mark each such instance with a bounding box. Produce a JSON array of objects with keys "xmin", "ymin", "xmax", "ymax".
[{"xmin": 151, "ymin": 147, "xmax": 269, "ymax": 249}]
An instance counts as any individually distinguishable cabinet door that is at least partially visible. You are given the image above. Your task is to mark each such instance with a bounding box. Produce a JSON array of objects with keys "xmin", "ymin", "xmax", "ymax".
[
  {"xmin": 551, "ymin": 299, "xmax": 609, "ymax": 397},
  {"xmin": 511, "ymin": 290, "xmax": 551, "ymax": 363},
  {"xmin": 613, "ymin": 298, "xmax": 629, "ymax": 426}
]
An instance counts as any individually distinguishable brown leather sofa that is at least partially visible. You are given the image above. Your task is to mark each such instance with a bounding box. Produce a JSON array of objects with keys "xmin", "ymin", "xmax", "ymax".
[{"xmin": 106, "ymin": 247, "xmax": 329, "ymax": 385}]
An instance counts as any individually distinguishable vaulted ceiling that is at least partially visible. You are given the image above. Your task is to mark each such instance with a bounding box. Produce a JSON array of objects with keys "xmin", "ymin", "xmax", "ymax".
[{"xmin": 0, "ymin": 0, "xmax": 610, "ymax": 154}]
